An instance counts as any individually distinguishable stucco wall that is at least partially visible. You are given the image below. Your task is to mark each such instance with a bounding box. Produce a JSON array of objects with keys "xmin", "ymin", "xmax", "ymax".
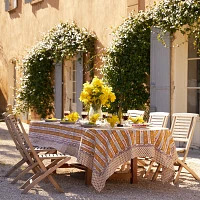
[
  {"xmin": 0, "ymin": 0, "xmax": 161, "ymax": 114},
  {"xmin": 0, "ymin": 0, "xmax": 131, "ymax": 113}
]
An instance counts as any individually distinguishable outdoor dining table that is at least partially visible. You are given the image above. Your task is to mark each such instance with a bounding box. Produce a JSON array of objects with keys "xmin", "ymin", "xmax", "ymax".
[{"xmin": 29, "ymin": 121, "xmax": 178, "ymax": 192}]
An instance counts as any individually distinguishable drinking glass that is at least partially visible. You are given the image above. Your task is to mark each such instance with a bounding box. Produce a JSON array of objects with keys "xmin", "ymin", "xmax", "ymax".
[
  {"xmin": 102, "ymin": 112, "xmax": 108, "ymax": 119},
  {"xmin": 102, "ymin": 112, "xmax": 108, "ymax": 124},
  {"xmin": 64, "ymin": 111, "xmax": 70, "ymax": 116},
  {"xmin": 122, "ymin": 113, "xmax": 129, "ymax": 126},
  {"xmin": 64, "ymin": 111, "xmax": 70, "ymax": 118},
  {"xmin": 81, "ymin": 111, "xmax": 88, "ymax": 120}
]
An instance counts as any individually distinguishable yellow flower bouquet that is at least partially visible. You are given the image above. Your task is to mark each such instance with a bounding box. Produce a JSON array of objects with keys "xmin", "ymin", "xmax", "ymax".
[
  {"xmin": 89, "ymin": 113, "xmax": 100, "ymax": 124},
  {"xmin": 63, "ymin": 112, "xmax": 80, "ymax": 122},
  {"xmin": 129, "ymin": 116, "xmax": 144, "ymax": 124},
  {"xmin": 79, "ymin": 76, "xmax": 116, "ymax": 108},
  {"xmin": 107, "ymin": 115, "xmax": 120, "ymax": 128}
]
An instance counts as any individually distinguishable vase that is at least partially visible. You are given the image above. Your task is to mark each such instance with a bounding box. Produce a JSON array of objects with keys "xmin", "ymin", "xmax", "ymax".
[{"xmin": 89, "ymin": 104, "xmax": 102, "ymax": 120}]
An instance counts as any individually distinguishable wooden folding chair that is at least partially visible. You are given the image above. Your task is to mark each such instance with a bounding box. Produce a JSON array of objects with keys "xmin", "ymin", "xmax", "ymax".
[
  {"xmin": 7, "ymin": 114, "xmax": 71, "ymax": 193},
  {"xmin": 143, "ymin": 112, "xmax": 170, "ymax": 177},
  {"xmin": 152, "ymin": 113, "xmax": 200, "ymax": 183},
  {"xmin": 148, "ymin": 112, "xmax": 170, "ymax": 128},
  {"xmin": 3, "ymin": 112, "xmax": 56, "ymax": 178}
]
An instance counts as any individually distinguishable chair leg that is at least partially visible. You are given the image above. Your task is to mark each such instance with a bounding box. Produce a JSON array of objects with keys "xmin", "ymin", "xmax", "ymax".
[
  {"xmin": 22, "ymin": 157, "xmax": 70, "ymax": 194},
  {"xmin": 152, "ymin": 164, "xmax": 162, "ymax": 181},
  {"xmin": 20, "ymin": 171, "xmax": 43, "ymax": 189},
  {"xmin": 137, "ymin": 159, "xmax": 147, "ymax": 167},
  {"xmin": 22, "ymin": 173, "xmax": 64, "ymax": 194},
  {"xmin": 173, "ymin": 165, "xmax": 183, "ymax": 184},
  {"xmin": 47, "ymin": 174, "xmax": 64, "ymax": 193},
  {"xmin": 11, "ymin": 162, "xmax": 39, "ymax": 184},
  {"xmin": 5, "ymin": 159, "xmax": 26, "ymax": 177},
  {"xmin": 174, "ymin": 159, "xmax": 200, "ymax": 184},
  {"xmin": 143, "ymin": 161, "xmax": 154, "ymax": 178}
]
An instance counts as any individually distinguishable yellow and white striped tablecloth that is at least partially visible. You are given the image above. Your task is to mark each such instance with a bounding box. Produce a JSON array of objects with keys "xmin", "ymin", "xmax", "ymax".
[{"xmin": 29, "ymin": 122, "xmax": 178, "ymax": 192}]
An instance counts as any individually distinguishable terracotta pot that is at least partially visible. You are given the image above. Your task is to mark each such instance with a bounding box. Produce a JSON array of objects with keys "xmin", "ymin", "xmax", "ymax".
[{"xmin": 30, "ymin": 109, "xmax": 41, "ymax": 121}]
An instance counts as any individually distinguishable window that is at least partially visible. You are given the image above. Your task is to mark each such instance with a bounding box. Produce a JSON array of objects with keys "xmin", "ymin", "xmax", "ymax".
[
  {"xmin": 187, "ymin": 37, "xmax": 200, "ymax": 114},
  {"xmin": 5, "ymin": 0, "xmax": 17, "ymax": 11},
  {"xmin": 31, "ymin": 0, "xmax": 43, "ymax": 4}
]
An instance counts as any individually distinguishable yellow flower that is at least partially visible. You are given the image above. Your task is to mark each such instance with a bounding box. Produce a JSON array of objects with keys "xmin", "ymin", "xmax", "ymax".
[
  {"xmin": 129, "ymin": 116, "xmax": 144, "ymax": 124},
  {"xmin": 91, "ymin": 77, "xmax": 103, "ymax": 87},
  {"xmin": 89, "ymin": 113, "xmax": 100, "ymax": 124},
  {"xmin": 63, "ymin": 112, "xmax": 80, "ymax": 122},
  {"xmin": 107, "ymin": 115, "xmax": 119, "ymax": 128}
]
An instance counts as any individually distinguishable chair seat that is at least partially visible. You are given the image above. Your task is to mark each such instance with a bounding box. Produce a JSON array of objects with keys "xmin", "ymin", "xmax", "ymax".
[
  {"xmin": 27, "ymin": 146, "xmax": 56, "ymax": 153},
  {"xmin": 31, "ymin": 146, "xmax": 55, "ymax": 151},
  {"xmin": 176, "ymin": 147, "xmax": 186, "ymax": 153},
  {"xmin": 39, "ymin": 153, "xmax": 70, "ymax": 159}
]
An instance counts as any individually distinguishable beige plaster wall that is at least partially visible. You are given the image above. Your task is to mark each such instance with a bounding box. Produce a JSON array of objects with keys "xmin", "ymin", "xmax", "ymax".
[
  {"xmin": 0, "ymin": 0, "xmax": 162, "ymax": 114},
  {"xmin": 0, "ymin": 1, "xmax": 127, "ymax": 61},
  {"xmin": 0, "ymin": 0, "xmax": 130, "ymax": 112}
]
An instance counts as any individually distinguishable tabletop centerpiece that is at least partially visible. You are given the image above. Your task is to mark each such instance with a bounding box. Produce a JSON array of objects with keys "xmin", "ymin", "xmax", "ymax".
[
  {"xmin": 45, "ymin": 116, "xmax": 58, "ymax": 122},
  {"xmin": 129, "ymin": 116, "xmax": 150, "ymax": 128},
  {"xmin": 79, "ymin": 76, "xmax": 116, "ymax": 122},
  {"xmin": 89, "ymin": 113, "xmax": 100, "ymax": 124},
  {"xmin": 129, "ymin": 116, "xmax": 144, "ymax": 124},
  {"xmin": 61, "ymin": 112, "xmax": 80, "ymax": 124},
  {"xmin": 107, "ymin": 115, "xmax": 120, "ymax": 128}
]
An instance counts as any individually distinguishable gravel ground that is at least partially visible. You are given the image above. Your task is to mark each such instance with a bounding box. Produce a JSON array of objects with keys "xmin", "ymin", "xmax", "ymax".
[{"xmin": 0, "ymin": 121, "xmax": 200, "ymax": 200}]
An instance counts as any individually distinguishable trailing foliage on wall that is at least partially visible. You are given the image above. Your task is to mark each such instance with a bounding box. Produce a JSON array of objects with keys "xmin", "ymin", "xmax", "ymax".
[
  {"xmin": 15, "ymin": 22, "xmax": 96, "ymax": 118},
  {"xmin": 103, "ymin": 0, "xmax": 200, "ymax": 113}
]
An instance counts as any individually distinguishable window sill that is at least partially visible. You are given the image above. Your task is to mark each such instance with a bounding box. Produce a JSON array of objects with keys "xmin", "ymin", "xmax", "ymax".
[
  {"xmin": 31, "ymin": 0, "xmax": 43, "ymax": 5},
  {"xmin": 8, "ymin": 7, "xmax": 17, "ymax": 12}
]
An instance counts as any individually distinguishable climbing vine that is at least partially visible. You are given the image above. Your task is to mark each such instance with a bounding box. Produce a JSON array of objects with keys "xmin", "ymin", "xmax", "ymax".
[
  {"xmin": 15, "ymin": 22, "xmax": 96, "ymax": 118},
  {"xmin": 103, "ymin": 0, "xmax": 200, "ymax": 114}
]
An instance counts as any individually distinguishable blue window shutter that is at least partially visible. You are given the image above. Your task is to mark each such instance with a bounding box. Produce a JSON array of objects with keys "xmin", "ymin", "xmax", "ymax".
[
  {"xmin": 54, "ymin": 62, "xmax": 63, "ymax": 119},
  {"xmin": 5, "ymin": 0, "xmax": 9, "ymax": 11},
  {"xmin": 150, "ymin": 27, "xmax": 171, "ymax": 117}
]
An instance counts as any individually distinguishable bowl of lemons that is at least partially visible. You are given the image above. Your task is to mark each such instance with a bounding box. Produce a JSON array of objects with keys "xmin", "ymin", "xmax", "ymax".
[
  {"xmin": 45, "ymin": 117, "xmax": 58, "ymax": 122},
  {"xmin": 129, "ymin": 116, "xmax": 150, "ymax": 128}
]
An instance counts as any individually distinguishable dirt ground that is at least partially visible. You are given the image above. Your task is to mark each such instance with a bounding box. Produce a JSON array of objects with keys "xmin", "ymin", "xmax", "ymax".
[{"xmin": 0, "ymin": 121, "xmax": 200, "ymax": 200}]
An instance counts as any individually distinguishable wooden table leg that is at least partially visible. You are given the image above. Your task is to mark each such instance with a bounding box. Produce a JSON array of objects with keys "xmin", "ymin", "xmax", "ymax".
[
  {"xmin": 85, "ymin": 167, "xmax": 92, "ymax": 185},
  {"xmin": 130, "ymin": 157, "xmax": 138, "ymax": 184}
]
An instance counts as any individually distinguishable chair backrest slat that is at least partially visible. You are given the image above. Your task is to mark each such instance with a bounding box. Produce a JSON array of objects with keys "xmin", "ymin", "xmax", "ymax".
[
  {"xmin": 148, "ymin": 112, "xmax": 169, "ymax": 128},
  {"xmin": 127, "ymin": 110, "xmax": 144, "ymax": 117},
  {"xmin": 6, "ymin": 114, "xmax": 34, "ymax": 164},
  {"xmin": 17, "ymin": 116, "xmax": 47, "ymax": 171}
]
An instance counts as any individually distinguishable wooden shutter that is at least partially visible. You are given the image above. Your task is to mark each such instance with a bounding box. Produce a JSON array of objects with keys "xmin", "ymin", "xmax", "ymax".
[
  {"xmin": 150, "ymin": 27, "xmax": 171, "ymax": 116},
  {"xmin": 5, "ymin": 0, "xmax": 18, "ymax": 11},
  {"xmin": 25, "ymin": 0, "xmax": 32, "ymax": 3},
  {"xmin": 54, "ymin": 62, "xmax": 63, "ymax": 119},
  {"xmin": 5, "ymin": 0, "xmax": 10, "ymax": 11},
  {"xmin": 76, "ymin": 52, "xmax": 83, "ymax": 115}
]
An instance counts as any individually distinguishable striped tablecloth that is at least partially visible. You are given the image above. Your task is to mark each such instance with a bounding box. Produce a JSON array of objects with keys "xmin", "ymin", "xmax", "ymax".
[{"xmin": 29, "ymin": 122, "xmax": 178, "ymax": 192}]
